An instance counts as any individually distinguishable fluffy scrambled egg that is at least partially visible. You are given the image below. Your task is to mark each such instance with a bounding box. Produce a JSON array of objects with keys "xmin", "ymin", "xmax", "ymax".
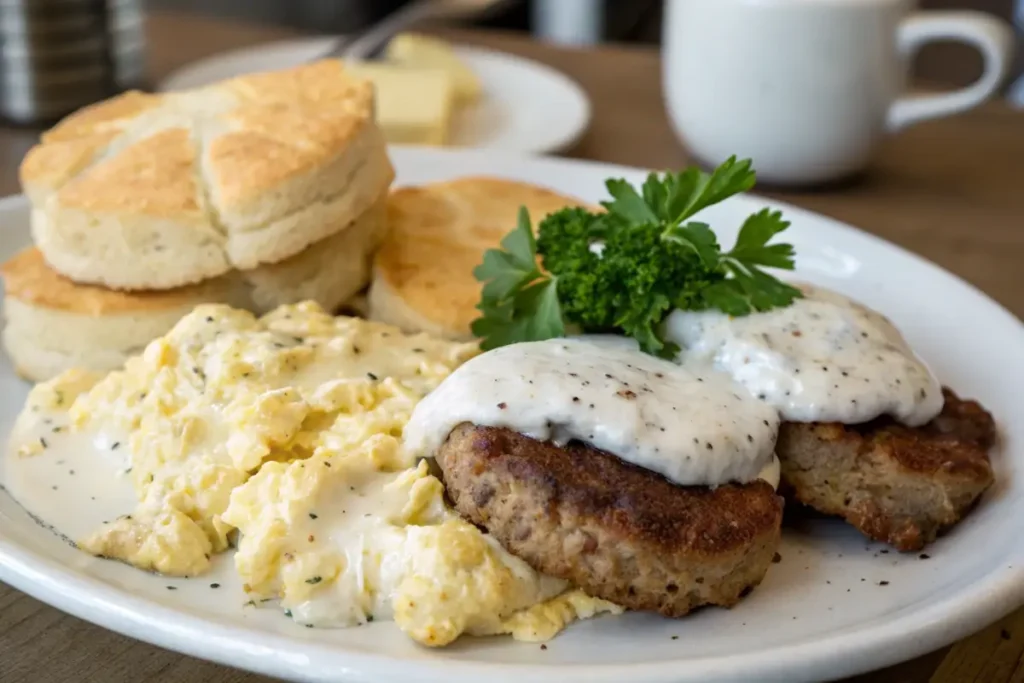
[
  {"xmin": 223, "ymin": 446, "xmax": 620, "ymax": 646},
  {"xmin": 11, "ymin": 302, "xmax": 619, "ymax": 646}
]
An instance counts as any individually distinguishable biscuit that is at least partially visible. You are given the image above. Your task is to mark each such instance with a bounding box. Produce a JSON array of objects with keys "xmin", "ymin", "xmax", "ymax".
[
  {"xmin": 369, "ymin": 178, "xmax": 585, "ymax": 339},
  {"xmin": 3, "ymin": 197, "xmax": 386, "ymax": 381},
  {"xmin": 22, "ymin": 61, "xmax": 394, "ymax": 290}
]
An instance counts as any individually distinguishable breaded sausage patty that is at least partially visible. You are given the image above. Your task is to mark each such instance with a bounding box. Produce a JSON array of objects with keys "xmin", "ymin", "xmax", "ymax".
[
  {"xmin": 777, "ymin": 388, "xmax": 995, "ymax": 551},
  {"xmin": 437, "ymin": 423, "xmax": 784, "ymax": 617}
]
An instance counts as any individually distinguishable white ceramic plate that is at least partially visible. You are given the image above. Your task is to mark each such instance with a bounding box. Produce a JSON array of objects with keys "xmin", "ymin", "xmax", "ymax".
[
  {"xmin": 158, "ymin": 38, "xmax": 592, "ymax": 155},
  {"xmin": 1, "ymin": 148, "xmax": 1023, "ymax": 683}
]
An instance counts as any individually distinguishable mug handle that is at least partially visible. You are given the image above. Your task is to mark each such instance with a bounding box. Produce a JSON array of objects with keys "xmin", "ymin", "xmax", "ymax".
[{"xmin": 887, "ymin": 11, "xmax": 1014, "ymax": 132}]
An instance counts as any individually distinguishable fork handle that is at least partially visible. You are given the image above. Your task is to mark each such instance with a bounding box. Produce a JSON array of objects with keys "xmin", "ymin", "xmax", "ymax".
[{"xmin": 321, "ymin": 0, "xmax": 451, "ymax": 61}]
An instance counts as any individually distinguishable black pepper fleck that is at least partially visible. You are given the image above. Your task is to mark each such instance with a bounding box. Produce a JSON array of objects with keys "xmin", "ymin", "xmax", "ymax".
[{"xmin": 210, "ymin": 583, "xmax": 220, "ymax": 589}]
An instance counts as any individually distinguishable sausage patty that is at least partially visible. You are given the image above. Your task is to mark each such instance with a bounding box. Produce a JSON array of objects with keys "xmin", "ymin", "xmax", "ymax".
[
  {"xmin": 777, "ymin": 388, "xmax": 995, "ymax": 551},
  {"xmin": 437, "ymin": 423, "xmax": 784, "ymax": 617}
]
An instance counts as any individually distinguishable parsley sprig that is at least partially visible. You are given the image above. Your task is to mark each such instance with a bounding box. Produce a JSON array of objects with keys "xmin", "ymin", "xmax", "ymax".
[{"xmin": 472, "ymin": 157, "xmax": 801, "ymax": 357}]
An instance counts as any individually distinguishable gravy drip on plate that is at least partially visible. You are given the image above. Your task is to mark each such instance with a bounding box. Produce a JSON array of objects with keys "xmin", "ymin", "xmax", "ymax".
[
  {"xmin": 663, "ymin": 284, "xmax": 943, "ymax": 426},
  {"xmin": 404, "ymin": 338, "xmax": 781, "ymax": 487},
  {"xmin": 5, "ymin": 407, "xmax": 135, "ymax": 543}
]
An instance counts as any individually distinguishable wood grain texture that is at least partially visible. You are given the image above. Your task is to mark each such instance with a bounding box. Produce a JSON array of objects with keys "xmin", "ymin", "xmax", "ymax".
[
  {"xmin": 930, "ymin": 609, "xmax": 1024, "ymax": 683},
  {"xmin": 1, "ymin": 9, "xmax": 1022, "ymax": 683}
]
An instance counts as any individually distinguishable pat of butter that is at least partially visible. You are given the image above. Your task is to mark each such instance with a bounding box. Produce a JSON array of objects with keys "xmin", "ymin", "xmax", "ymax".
[
  {"xmin": 385, "ymin": 33, "xmax": 482, "ymax": 104},
  {"xmin": 344, "ymin": 63, "xmax": 454, "ymax": 146}
]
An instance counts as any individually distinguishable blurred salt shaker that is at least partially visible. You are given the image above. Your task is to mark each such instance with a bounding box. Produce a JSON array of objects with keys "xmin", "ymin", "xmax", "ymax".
[
  {"xmin": 663, "ymin": 0, "xmax": 1014, "ymax": 186},
  {"xmin": 0, "ymin": 0, "xmax": 146, "ymax": 125},
  {"xmin": 532, "ymin": 0, "xmax": 602, "ymax": 46}
]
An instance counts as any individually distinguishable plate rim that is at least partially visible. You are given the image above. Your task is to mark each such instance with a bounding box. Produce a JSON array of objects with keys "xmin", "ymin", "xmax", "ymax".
[
  {"xmin": 156, "ymin": 37, "xmax": 593, "ymax": 155},
  {"xmin": 2, "ymin": 148, "xmax": 1023, "ymax": 683}
]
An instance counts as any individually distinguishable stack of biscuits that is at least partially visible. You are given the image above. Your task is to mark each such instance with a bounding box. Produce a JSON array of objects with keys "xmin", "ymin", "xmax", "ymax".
[{"xmin": 2, "ymin": 60, "xmax": 394, "ymax": 381}]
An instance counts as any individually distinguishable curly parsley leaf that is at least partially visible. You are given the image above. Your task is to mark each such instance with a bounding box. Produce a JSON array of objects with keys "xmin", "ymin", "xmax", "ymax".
[
  {"xmin": 539, "ymin": 214, "xmax": 720, "ymax": 358},
  {"xmin": 473, "ymin": 157, "xmax": 800, "ymax": 356}
]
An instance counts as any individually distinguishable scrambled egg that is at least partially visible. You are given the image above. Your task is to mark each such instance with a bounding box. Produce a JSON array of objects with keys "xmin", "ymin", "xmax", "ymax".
[{"xmin": 11, "ymin": 301, "xmax": 619, "ymax": 646}]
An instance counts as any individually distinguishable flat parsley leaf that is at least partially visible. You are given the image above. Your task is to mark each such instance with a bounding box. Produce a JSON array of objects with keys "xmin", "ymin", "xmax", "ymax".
[
  {"xmin": 661, "ymin": 221, "xmax": 720, "ymax": 267},
  {"xmin": 715, "ymin": 208, "xmax": 802, "ymax": 313},
  {"xmin": 727, "ymin": 208, "xmax": 797, "ymax": 269},
  {"xmin": 471, "ymin": 208, "xmax": 566, "ymax": 350},
  {"xmin": 603, "ymin": 178, "xmax": 659, "ymax": 226}
]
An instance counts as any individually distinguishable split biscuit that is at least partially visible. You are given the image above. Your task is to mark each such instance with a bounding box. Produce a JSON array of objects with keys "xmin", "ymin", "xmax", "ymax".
[{"xmin": 22, "ymin": 60, "xmax": 393, "ymax": 291}]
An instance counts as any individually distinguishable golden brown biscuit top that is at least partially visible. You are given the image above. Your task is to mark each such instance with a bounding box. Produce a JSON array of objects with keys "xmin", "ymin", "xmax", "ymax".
[
  {"xmin": 41, "ymin": 91, "xmax": 161, "ymax": 144},
  {"xmin": 20, "ymin": 61, "xmax": 376, "ymax": 216},
  {"xmin": 374, "ymin": 178, "xmax": 588, "ymax": 337},
  {"xmin": 56, "ymin": 129, "xmax": 205, "ymax": 219},
  {"xmin": 1, "ymin": 247, "xmax": 215, "ymax": 316}
]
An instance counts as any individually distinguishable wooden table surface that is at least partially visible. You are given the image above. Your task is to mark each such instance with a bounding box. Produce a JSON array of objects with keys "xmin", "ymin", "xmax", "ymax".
[{"xmin": 1, "ymin": 10, "xmax": 1022, "ymax": 683}]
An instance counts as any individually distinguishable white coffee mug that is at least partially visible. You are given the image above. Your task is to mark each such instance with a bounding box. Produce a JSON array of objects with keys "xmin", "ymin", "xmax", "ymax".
[{"xmin": 663, "ymin": 0, "xmax": 1015, "ymax": 186}]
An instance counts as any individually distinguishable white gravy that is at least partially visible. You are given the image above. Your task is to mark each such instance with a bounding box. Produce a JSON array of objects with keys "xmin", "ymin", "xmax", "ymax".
[
  {"xmin": 404, "ymin": 338, "xmax": 781, "ymax": 487},
  {"xmin": 663, "ymin": 284, "xmax": 943, "ymax": 426},
  {"xmin": 4, "ymin": 410, "xmax": 135, "ymax": 543}
]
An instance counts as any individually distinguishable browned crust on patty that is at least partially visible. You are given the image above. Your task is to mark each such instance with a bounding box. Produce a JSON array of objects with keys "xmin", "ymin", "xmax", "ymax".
[
  {"xmin": 437, "ymin": 423, "xmax": 784, "ymax": 617},
  {"xmin": 778, "ymin": 388, "xmax": 995, "ymax": 551}
]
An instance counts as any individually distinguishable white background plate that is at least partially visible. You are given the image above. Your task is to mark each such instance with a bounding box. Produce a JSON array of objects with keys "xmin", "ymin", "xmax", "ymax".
[
  {"xmin": 158, "ymin": 38, "xmax": 592, "ymax": 155},
  {"xmin": 1, "ymin": 148, "xmax": 1023, "ymax": 683}
]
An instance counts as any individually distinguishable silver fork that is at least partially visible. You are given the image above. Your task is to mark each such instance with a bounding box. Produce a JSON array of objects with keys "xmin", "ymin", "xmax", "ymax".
[{"xmin": 318, "ymin": 0, "xmax": 517, "ymax": 62}]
